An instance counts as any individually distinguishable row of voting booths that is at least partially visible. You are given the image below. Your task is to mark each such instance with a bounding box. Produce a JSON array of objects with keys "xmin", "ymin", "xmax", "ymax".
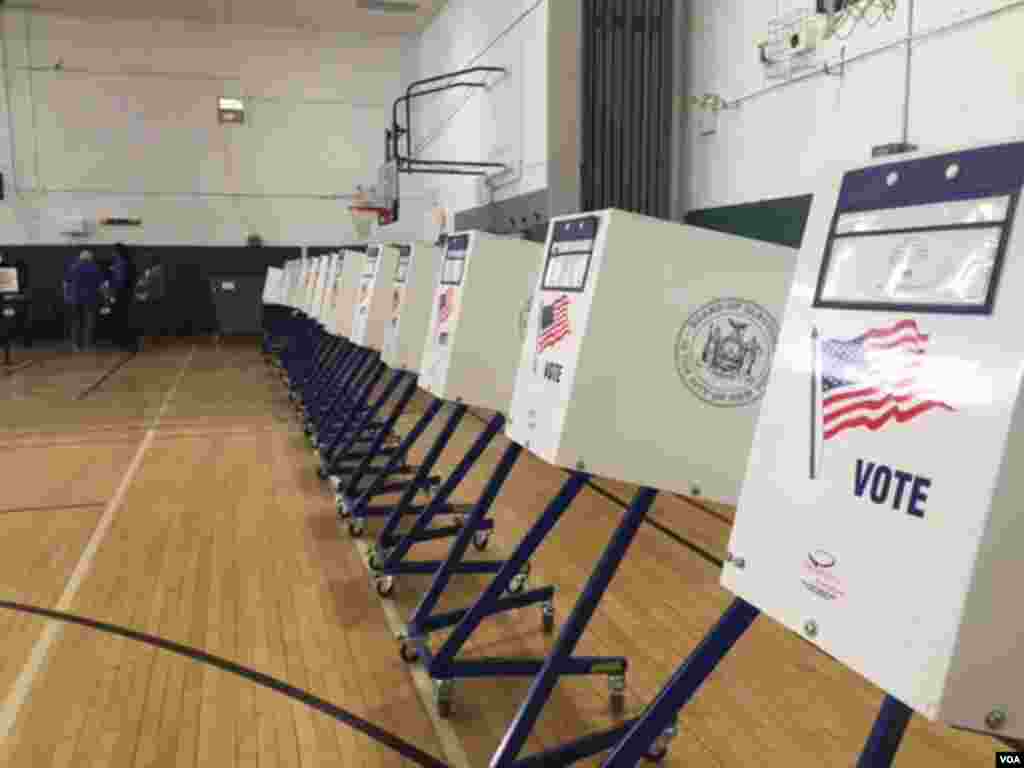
[{"xmin": 262, "ymin": 138, "xmax": 1024, "ymax": 766}]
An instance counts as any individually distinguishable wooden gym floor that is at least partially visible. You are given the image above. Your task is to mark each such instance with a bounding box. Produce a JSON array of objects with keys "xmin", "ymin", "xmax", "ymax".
[{"xmin": 0, "ymin": 339, "xmax": 996, "ymax": 766}]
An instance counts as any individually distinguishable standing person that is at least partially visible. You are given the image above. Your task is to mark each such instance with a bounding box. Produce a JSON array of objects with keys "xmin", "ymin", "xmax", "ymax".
[
  {"xmin": 67, "ymin": 250, "xmax": 104, "ymax": 352},
  {"xmin": 111, "ymin": 243, "xmax": 139, "ymax": 351}
]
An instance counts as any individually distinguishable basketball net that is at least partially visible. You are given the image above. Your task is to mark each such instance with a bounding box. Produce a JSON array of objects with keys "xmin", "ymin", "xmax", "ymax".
[{"xmin": 348, "ymin": 188, "xmax": 392, "ymax": 241}]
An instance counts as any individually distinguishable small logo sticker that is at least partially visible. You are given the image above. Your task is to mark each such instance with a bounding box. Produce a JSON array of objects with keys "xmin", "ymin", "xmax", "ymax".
[
  {"xmin": 801, "ymin": 550, "xmax": 845, "ymax": 601},
  {"xmin": 675, "ymin": 298, "xmax": 777, "ymax": 408}
]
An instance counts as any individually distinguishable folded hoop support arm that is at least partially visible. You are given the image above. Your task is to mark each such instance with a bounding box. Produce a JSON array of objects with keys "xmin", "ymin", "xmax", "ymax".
[{"xmin": 387, "ymin": 67, "xmax": 510, "ymax": 180}]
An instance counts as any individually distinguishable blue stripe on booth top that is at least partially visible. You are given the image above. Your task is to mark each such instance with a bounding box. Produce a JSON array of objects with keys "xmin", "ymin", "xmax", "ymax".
[
  {"xmin": 446, "ymin": 234, "xmax": 470, "ymax": 254},
  {"xmin": 836, "ymin": 141, "xmax": 1024, "ymax": 213},
  {"xmin": 552, "ymin": 215, "xmax": 600, "ymax": 243}
]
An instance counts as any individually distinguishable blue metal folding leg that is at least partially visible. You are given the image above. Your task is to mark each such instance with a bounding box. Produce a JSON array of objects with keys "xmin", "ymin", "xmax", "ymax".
[
  {"xmin": 343, "ymin": 400, "xmax": 465, "ymax": 537},
  {"xmin": 405, "ymin": 474, "xmax": 634, "ymax": 722},
  {"xmin": 306, "ymin": 345, "xmax": 372, "ymax": 430},
  {"xmin": 367, "ymin": 412, "xmax": 516, "ymax": 597},
  {"xmin": 329, "ymin": 371, "xmax": 420, "ymax": 497},
  {"xmin": 313, "ymin": 352, "xmax": 383, "ymax": 452},
  {"xmin": 336, "ymin": 397, "xmax": 445, "ymax": 521},
  {"xmin": 594, "ymin": 604, "xmax": 909, "ymax": 767},
  {"xmin": 318, "ymin": 368, "xmax": 411, "ymax": 486}
]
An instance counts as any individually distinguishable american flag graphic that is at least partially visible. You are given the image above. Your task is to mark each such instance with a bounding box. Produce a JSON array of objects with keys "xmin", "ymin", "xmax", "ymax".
[
  {"xmin": 537, "ymin": 295, "xmax": 571, "ymax": 354},
  {"xmin": 820, "ymin": 319, "xmax": 953, "ymax": 441},
  {"xmin": 437, "ymin": 287, "xmax": 455, "ymax": 325}
]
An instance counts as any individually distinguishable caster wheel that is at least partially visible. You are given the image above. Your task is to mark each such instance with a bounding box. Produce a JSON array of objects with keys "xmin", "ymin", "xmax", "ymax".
[
  {"xmin": 542, "ymin": 603, "xmax": 555, "ymax": 634},
  {"xmin": 348, "ymin": 519, "xmax": 365, "ymax": 537},
  {"xmin": 644, "ymin": 747, "xmax": 668, "ymax": 763},
  {"xmin": 400, "ymin": 640, "xmax": 419, "ymax": 663},
  {"xmin": 507, "ymin": 573, "xmax": 526, "ymax": 595},
  {"xmin": 375, "ymin": 577, "xmax": 394, "ymax": 597},
  {"xmin": 611, "ymin": 692, "xmax": 625, "ymax": 716},
  {"xmin": 368, "ymin": 550, "xmax": 384, "ymax": 571},
  {"xmin": 472, "ymin": 531, "xmax": 490, "ymax": 551}
]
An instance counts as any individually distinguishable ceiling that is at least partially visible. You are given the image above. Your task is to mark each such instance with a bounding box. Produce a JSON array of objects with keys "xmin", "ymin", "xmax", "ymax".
[{"xmin": 19, "ymin": 0, "xmax": 448, "ymax": 36}]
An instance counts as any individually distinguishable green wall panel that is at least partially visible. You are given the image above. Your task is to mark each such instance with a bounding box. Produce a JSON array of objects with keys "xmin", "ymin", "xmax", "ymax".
[{"xmin": 685, "ymin": 194, "xmax": 813, "ymax": 249}]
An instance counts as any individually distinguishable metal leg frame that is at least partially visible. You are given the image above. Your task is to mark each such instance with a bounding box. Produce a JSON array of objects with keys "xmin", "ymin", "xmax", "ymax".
[
  {"xmin": 310, "ymin": 350, "xmax": 378, "ymax": 444},
  {"xmin": 308, "ymin": 345, "xmax": 369, "ymax": 421},
  {"xmin": 369, "ymin": 412, "xmax": 512, "ymax": 591},
  {"xmin": 490, "ymin": 485, "xmax": 659, "ymax": 768},
  {"xmin": 403, "ymin": 475, "xmax": 625, "ymax": 724},
  {"xmin": 397, "ymin": 439, "xmax": 523, "ymax": 636},
  {"xmin": 337, "ymin": 397, "xmax": 445, "ymax": 520},
  {"xmin": 597, "ymin": 606, "xmax": 910, "ymax": 768},
  {"xmin": 334, "ymin": 372, "xmax": 420, "ymax": 495},
  {"xmin": 320, "ymin": 358, "xmax": 386, "ymax": 463},
  {"xmin": 321, "ymin": 368, "xmax": 405, "ymax": 471},
  {"xmin": 346, "ymin": 403, "xmax": 466, "ymax": 538}
]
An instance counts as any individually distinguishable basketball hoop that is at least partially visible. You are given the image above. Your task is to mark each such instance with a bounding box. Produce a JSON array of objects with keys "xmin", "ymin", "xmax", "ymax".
[{"xmin": 348, "ymin": 205, "xmax": 393, "ymax": 240}]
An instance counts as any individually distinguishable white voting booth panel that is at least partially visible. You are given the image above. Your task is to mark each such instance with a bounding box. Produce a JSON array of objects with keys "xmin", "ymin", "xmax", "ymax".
[
  {"xmin": 350, "ymin": 244, "xmax": 399, "ymax": 350},
  {"xmin": 319, "ymin": 253, "xmax": 343, "ymax": 329},
  {"xmin": 330, "ymin": 250, "xmax": 363, "ymax": 338},
  {"xmin": 507, "ymin": 210, "xmax": 797, "ymax": 503},
  {"xmin": 283, "ymin": 260, "xmax": 301, "ymax": 309},
  {"xmin": 261, "ymin": 267, "xmax": 283, "ymax": 305},
  {"xmin": 314, "ymin": 254, "xmax": 340, "ymax": 325},
  {"xmin": 724, "ymin": 140, "xmax": 1024, "ymax": 737},
  {"xmin": 311, "ymin": 256, "xmax": 329, "ymax": 322},
  {"xmin": 382, "ymin": 241, "xmax": 442, "ymax": 373},
  {"xmin": 419, "ymin": 231, "xmax": 542, "ymax": 412}
]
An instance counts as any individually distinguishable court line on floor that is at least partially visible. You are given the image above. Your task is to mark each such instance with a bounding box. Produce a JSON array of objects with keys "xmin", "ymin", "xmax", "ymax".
[
  {"xmin": 0, "ymin": 600, "xmax": 450, "ymax": 768},
  {"xmin": 0, "ymin": 344, "xmax": 195, "ymax": 744},
  {"xmin": 0, "ymin": 502, "xmax": 105, "ymax": 516},
  {"xmin": 74, "ymin": 351, "xmax": 138, "ymax": 400},
  {"xmin": 0, "ymin": 436, "xmax": 145, "ymax": 452},
  {"xmin": 349, "ymin": 535, "xmax": 473, "ymax": 768},
  {"xmin": 1, "ymin": 360, "xmax": 39, "ymax": 376}
]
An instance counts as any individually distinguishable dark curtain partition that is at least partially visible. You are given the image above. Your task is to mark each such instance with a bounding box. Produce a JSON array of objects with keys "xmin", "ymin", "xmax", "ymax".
[{"xmin": 581, "ymin": 0, "xmax": 674, "ymax": 218}]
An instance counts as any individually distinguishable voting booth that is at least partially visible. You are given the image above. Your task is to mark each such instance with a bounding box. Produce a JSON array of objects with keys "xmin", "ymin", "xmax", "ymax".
[
  {"xmin": 418, "ymin": 231, "xmax": 542, "ymax": 412},
  {"xmin": 330, "ymin": 250, "xmax": 363, "ymax": 338},
  {"xmin": 507, "ymin": 210, "xmax": 797, "ymax": 503},
  {"xmin": 313, "ymin": 255, "xmax": 340, "ymax": 326},
  {"xmin": 382, "ymin": 241, "xmax": 441, "ymax": 373},
  {"xmin": 350, "ymin": 244, "xmax": 400, "ymax": 350},
  {"xmin": 723, "ymin": 139, "xmax": 1024, "ymax": 740},
  {"xmin": 262, "ymin": 267, "xmax": 284, "ymax": 306}
]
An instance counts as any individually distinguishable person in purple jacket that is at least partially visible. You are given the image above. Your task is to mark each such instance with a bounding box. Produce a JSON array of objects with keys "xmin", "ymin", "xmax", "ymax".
[{"xmin": 67, "ymin": 250, "xmax": 104, "ymax": 351}]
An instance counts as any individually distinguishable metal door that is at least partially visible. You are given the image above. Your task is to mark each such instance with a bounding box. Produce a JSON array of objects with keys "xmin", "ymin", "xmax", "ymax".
[{"xmin": 209, "ymin": 275, "xmax": 264, "ymax": 335}]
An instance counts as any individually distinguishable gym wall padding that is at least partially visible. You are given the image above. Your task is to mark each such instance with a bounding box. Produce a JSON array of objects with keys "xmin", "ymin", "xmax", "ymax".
[
  {"xmin": 684, "ymin": 194, "xmax": 814, "ymax": 249},
  {"xmin": 3, "ymin": 245, "xmax": 298, "ymax": 341}
]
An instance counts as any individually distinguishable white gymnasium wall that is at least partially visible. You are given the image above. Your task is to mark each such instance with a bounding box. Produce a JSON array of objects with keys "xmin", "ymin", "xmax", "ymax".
[
  {"xmin": 684, "ymin": 0, "xmax": 1024, "ymax": 212},
  {"xmin": 0, "ymin": 10, "xmax": 403, "ymax": 244},
  {"xmin": 396, "ymin": 0, "xmax": 552, "ymax": 238}
]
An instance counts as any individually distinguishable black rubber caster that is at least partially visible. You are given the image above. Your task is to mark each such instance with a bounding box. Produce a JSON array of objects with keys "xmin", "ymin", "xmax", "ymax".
[
  {"xmin": 400, "ymin": 641, "xmax": 419, "ymax": 663},
  {"xmin": 375, "ymin": 576, "xmax": 394, "ymax": 597}
]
